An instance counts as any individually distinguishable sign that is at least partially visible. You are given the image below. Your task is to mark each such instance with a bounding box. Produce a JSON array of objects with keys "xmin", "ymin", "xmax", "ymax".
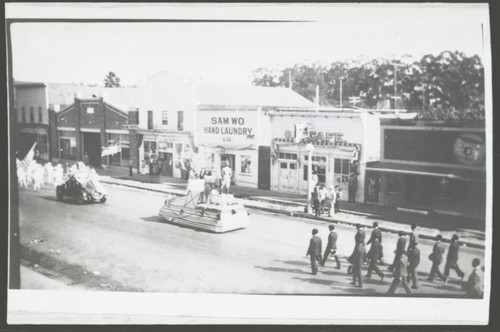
[
  {"xmin": 197, "ymin": 111, "xmax": 257, "ymax": 146},
  {"xmin": 454, "ymin": 134, "xmax": 485, "ymax": 166}
]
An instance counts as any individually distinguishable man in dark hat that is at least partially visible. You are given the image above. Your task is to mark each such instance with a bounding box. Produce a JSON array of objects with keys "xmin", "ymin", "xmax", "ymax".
[
  {"xmin": 462, "ymin": 258, "xmax": 483, "ymax": 298},
  {"xmin": 388, "ymin": 231, "xmax": 407, "ymax": 272},
  {"xmin": 444, "ymin": 234, "xmax": 465, "ymax": 283},
  {"xmin": 366, "ymin": 236, "xmax": 384, "ymax": 281},
  {"xmin": 348, "ymin": 224, "xmax": 366, "ymax": 287},
  {"xmin": 306, "ymin": 228, "xmax": 322, "ymax": 275},
  {"xmin": 407, "ymin": 241, "xmax": 420, "ymax": 289},
  {"xmin": 407, "ymin": 223, "xmax": 418, "ymax": 256},
  {"xmin": 367, "ymin": 221, "xmax": 383, "ymax": 263},
  {"xmin": 427, "ymin": 234, "xmax": 447, "ymax": 282},
  {"xmin": 348, "ymin": 173, "xmax": 357, "ymax": 203},
  {"xmin": 320, "ymin": 224, "xmax": 341, "ymax": 269},
  {"xmin": 387, "ymin": 250, "xmax": 413, "ymax": 295}
]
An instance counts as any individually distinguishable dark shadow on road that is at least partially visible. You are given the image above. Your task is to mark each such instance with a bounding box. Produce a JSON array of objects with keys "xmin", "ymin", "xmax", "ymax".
[
  {"xmin": 292, "ymin": 277, "xmax": 341, "ymax": 287},
  {"xmin": 339, "ymin": 286, "xmax": 379, "ymax": 295},
  {"xmin": 39, "ymin": 195, "xmax": 86, "ymax": 206},
  {"xmin": 274, "ymin": 259, "xmax": 310, "ymax": 267},
  {"xmin": 254, "ymin": 266, "xmax": 311, "ymax": 276},
  {"xmin": 140, "ymin": 216, "xmax": 215, "ymax": 233},
  {"xmin": 142, "ymin": 216, "xmax": 164, "ymax": 223}
]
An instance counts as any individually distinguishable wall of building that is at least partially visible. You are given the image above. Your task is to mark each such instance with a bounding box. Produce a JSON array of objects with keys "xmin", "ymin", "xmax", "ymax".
[{"xmin": 15, "ymin": 85, "xmax": 49, "ymax": 125}]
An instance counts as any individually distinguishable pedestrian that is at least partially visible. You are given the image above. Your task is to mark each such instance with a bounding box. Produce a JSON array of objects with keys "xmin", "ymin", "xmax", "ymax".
[
  {"xmin": 348, "ymin": 241, "xmax": 366, "ymax": 288},
  {"xmin": 388, "ymin": 231, "xmax": 407, "ymax": 272},
  {"xmin": 320, "ymin": 224, "xmax": 341, "ymax": 269},
  {"xmin": 221, "ymin": 161, "xmax": 232, "ymax": 195},
  {"xmin": 347, "ymin": 224, "xmax": 366, "ymax": 275},
  {"xmin": 306, "ymin": 228, "xmax": 322, "ymax": 275},
  {"xmin": 444, "ymin": 234, "xmax": 465, "ymax": 282},
  {"xmin": 367, "ymin": 222, "xmax": 384, "ymax": 263},
  {"xmin": 311, "ymin": 170, "xmax": 319, "ymax": 188},
  {"xmin": 318, "ymin": 184, "xmax": 328, "ymax": 215},
  {"xmin": 327, "ymin": 185, "xmax": 336, "ymax": 216},
  {"xmin": 348, "ymin": 173, "xmax": 357, "ymax": 203},
  {"xmin": 387, "ymin": 251, "xmax": 413, "ymax": 295},
  {"xmin": 202, "ymin": 170, "xmax": 214, "ymax": 204},
  {"xmin": 334, "ymin": 186, "xmax": 342, "ymax": 213},
  {"xmin": 312, "ymin": 186, "xmax": 321, "ymax": 217},
  {"xmin": 407, "ymin": 223, "xmax": 418, "ymax": 256},
  {"xmin": 129, "ymin": 159, "xmax": 134, "ymax": 176},
  {"xmin": 407, "ymin": 241, "xmax": 420, "ymax": 289},
  {"xmin": 427, "ymin": 234, "xmax": 447, "ymax": 283},
  {"xmin": 83, "ymin": 152, "xmax": 90, "ymax": 166},
  {"xmin": 462, "ymin": 258, "xmax": 483, "ymax": 298},
  {"xmin": 366, "ymin": 237, "xmax": 384, "ymax": 281}
]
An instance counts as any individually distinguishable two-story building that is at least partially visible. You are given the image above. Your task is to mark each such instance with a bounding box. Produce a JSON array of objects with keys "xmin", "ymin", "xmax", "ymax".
[{"xmin": 365, "ymin": 119, "xmax": 486, "ymax": 219}]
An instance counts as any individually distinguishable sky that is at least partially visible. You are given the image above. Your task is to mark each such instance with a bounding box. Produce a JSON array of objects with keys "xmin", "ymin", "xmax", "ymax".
[{"xmin": 8, "ymin": 3, "xmax": 490, "ymax": 87}]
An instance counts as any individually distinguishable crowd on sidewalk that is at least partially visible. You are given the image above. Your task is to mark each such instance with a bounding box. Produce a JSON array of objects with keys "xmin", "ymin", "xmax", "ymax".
[{"xmin": 306, "ymin": 222, "xmax": 484, "ymax": 298}]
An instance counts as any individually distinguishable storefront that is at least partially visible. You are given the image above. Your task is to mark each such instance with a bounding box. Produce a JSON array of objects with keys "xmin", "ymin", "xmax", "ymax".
[
  {"xmin": 17, "ymin": 124, "xmax": 50, "ymax": 161},
  {"xmin": 137, "ymin": 130, "xmax": 195, "ymax": 178},
  {"xmin": 195, "ymin": 107, "xmax": 270, "ymax": 189},
  {"xmin": 366, "ymin": 119, "xmax": 486, "ymax": 219},
  {"xmin": 269, "ymin": 110, "xmax": 383, "ymax": 201}
]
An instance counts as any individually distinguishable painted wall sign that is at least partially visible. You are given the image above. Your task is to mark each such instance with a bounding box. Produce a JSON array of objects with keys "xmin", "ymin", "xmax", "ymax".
[{"xmin": 198, "ymin": 111, "xmax": 257, "ymax": 145}]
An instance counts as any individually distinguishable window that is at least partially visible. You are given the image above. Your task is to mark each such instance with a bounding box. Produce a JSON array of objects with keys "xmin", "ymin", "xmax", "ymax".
[
  {"xmin": 87, "ymin": 107, "xmax": 94, "ymax": 114},
  {"xmin": 147, "ymin": 110, "xmax": 153, "ymax": 129},
  {"xmin": 289, "ymin": 163, "xmax": 297, "ymax": 170},
  {"xmin": 107, "ymin": 134, "xmax": 130, "ymax": 165},
  {"xmin": 177, "ymin": 111, "xmax": 184, "ymax": 131},
  {"xmin": 279, "ymin": 153, "xmax": 297, "ymax": 160},
  {"xmin": 29, "ymin": 107, "xmax": 34, "ymax": 122},
  {"xmin": 38, "ymin": 107, "xmax": 43, "ymax": 123},
  {"xmin": 241, "ymin": 155, "xmax": 251, "ymax": 174},
  {"xmin": 437, "ymin": 178, "xmax": 453, "ymax": 200},
  {"xmin": 162, "ymin": 110, "xmax": 168, "ymax": 125},
  {"xmin": 280, "ymin": 162, "xmax": 288, "ymax": 169},
  {"xmin": 60, "ymin": 136, "xmax": 77, "ymax": 160},
  {"xmin": 303, "ymin": 155, "xmax": 326, "ymax": 183},
  {"xmin": 334, "ymin": 158, "xmax": 351, "ymax": 175},
  {"xmin": 21, "ymin": 107, "xmax": 26, "ymax": 122},
  {"xmin": 388, "ymin": 173, "xmax": 404, "ymax": 194},
  {"xmin": 144, "ymin": 140, "xmax": 157, "ymax": 154}
]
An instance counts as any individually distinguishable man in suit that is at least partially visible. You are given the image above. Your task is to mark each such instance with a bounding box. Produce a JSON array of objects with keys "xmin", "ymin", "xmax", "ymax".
[
  {"xmin": 427, "ymin": 234, "xmax": 447, "ymax": 282},
  {"xmin": 407, "ymin": 223, "xmax": 418, "ymax": 255},
  {"xmin": 366, "ymin": 237, "xmax": 384, "ymax": 281},
  {"xmin": 444, "ymin": 234, "xmax": 465, "ymax": 282},
  {"xmin": 348, "ymin": 173, "xmax": 357, "ymax": 203},
  {"xmin": 349, "ymin": 242, "xmax": 366, "ymax": 288},
  {"xmin": 306, "ymin": 228, "xmax": 322, "ymax": 275},
  {"xmin": 347, "ymin": 224, "xmax": 366, "ymax": 275},
  {"xmin": 407, "ymin": 241, "xmax": 420, "ymax": 289},
  {"xmin": 320, "ymin": 224, "xmax": 341, "ymax": 269},
  {"xmin": 462, "ymin": 258, "xmax": 483, "ymax": 298},
  {"xmin": 388, "ymin": 231, "xmax": 407, "ymax": 272},
  {"xmin": 387, "ymin": 250, "xmax": 413, "ymax": 295},
  {"xmin": 367, "ymin": 222, "xmax": 383, "ymax": 263},
  {"xmin": 355, "ymin": 223, "xmax": 366, "ymax": 246}
]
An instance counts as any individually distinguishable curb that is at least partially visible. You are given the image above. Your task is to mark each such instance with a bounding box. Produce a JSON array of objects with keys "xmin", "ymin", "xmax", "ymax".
[{"xmin": 101, "ymin": 179, "xmax": 485, "ymax": 250}]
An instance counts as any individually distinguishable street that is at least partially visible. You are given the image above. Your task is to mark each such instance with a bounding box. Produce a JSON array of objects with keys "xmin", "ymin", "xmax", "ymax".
[{"xmin": 18, "ymin": 183, "xmax": 484, "ymax": 297}]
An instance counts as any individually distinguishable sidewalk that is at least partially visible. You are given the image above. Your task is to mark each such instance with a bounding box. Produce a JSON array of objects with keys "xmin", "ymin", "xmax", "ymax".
[{"xmin": 97, "ymin": 166, "xmax": 485, "ymax": 249}]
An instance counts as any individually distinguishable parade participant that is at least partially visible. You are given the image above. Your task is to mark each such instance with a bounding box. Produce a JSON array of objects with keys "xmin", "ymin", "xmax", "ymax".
[
  {"xmin": 388, "ymin": 231, "xmax": 407, "ymax": 272},
  {"xmin": 407, "ymin": 223, "xmax": 418, "ymax": 255},
  {"xmin": 387, "ymin": 251, "xmax": 413, "ymax": 295},
  {"xmin": 348, "ymin": 173, "xmax": 357, "ymax": 203},
  {"xmin": 444, "ymin": 234, "xmax": 465, "ymax": 282},
  {"xmin": 320, "ymin": 224, "xmax": 341, "ymax": 269},
  {"xmin": 334, "ymin": 186, "xmax": 342, "ymax": 213},
  {"xmin": 347, "ymin": 224, "xmax": 366, "ymax": 275},
  {"xmin": 366, "ymin": 237, "xmax": 384, "ymax": 281},
  {"xmin": 367, "ymin": 222, "xmax": 383, "ymax": 263},
  {"xmin": 462, "ymin": 258, "xmax": 483, "ymax": 298},
  {"xmin": 407, "ymin": 241, "xmax": 420, "ymax": 289},
  {"xmin": 202, "ymin": 170, "xmax": 213, "ymax": 204},
  {"xmin": 221, "ymin": 161, "xmax": 232, "ymax": 195},
  {"xmin": 306, "ymin": 228, "xmax": 322, "ymax": 275},
  {"xmin": 427, "ymin": 234, "xmax": 447, "ymax": 283}
]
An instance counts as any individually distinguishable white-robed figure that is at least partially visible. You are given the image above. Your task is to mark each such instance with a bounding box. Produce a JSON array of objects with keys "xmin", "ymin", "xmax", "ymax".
[
  {"xmin": 53, "ymin": 164, "xmax": 65, "ymax": 187},
  {"xmin": 221, "ymin": 160, "xmax": 232, "ymax": 195},
  {"xmin": 44, "ymin": 162, "xmax": 54, "ymax": 186},
  {"xmin": 31, "ymin": 162, "xmax": 45, "ymax": 191}
]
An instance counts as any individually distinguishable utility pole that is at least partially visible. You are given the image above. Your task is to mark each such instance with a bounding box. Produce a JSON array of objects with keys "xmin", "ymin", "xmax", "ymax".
[
  {"xmin": 390, "ymin": 62, "xmax": 405, "ymax": 108},
  {"xmin": 339, "ymin": 77, "xmax": 343, "ymax": 108},
  {"xmin": 289, "ymin": 71, "xmax": 293, "ymax": 90}
]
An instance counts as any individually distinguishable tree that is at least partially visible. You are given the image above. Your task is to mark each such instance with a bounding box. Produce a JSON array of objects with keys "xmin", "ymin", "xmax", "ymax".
[{"xmin": 104, "ymin": 71, "xmax": 121, "ymax": 88}]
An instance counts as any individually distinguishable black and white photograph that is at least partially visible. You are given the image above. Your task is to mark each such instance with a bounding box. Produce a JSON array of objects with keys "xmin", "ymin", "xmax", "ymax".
[{"xmin": 6, "ymin": 2, "xmax": 492, "ymax": 325}]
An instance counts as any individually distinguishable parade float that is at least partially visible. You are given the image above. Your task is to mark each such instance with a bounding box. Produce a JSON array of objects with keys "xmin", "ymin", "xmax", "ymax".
[
  {"xmin": 56, "ymin": 162, "xmax": 107, "ymax": 204},
  {"xmin": 159, "ymin": 179, "xmax": 249, "ymax": 233}
]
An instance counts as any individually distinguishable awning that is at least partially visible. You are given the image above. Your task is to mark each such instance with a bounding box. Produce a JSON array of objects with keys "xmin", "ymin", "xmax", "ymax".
[{"xmin": 366, "ymin": 161, "xmax": 486, "ymax": 183}]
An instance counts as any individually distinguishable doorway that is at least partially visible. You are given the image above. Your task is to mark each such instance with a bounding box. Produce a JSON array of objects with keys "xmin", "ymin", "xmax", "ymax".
[
  {"xmin": 278, "ymin": 160, "xmax": 298, "ymax": 192},
  {"xmin": 220, "ymin": 154, "xmax": 235, "ymax": 183},
  {"xmin": 82, "ymin": 132, "xmax": 102, "ymax": 167}
]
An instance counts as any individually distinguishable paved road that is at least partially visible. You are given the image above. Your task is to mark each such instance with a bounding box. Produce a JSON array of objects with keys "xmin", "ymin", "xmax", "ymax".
[{"xmin": 18, "ymin": 184, "xmax": 484, "ymax": 297}]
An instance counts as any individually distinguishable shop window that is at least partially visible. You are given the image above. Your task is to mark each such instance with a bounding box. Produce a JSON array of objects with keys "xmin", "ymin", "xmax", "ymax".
[
  {"xmin": 334, "ymin": 158, "xmax": 351, "ymax": 175},
  {"xmin": 144, "ymin": 141, "xmax": 150, "ymax": 153},
  {"xmin": 304, "ymin": 155, "xmax": 326, "ymax": 183},
  {"xmin": 241, "ymin": 155, "xmax": 251, "ymax": 174},
  {"xmin": 147, "ymin": 110, "xmax": 153, "ymax": 129},
  {"xmin": 388, "ymin": 173, "xmax": 404, "ymax": 194},
  {"xmin": 162, "ymin": 110, "xmax": 168, "ymax": 125},
  {"xmin": 289, "ymin": 163, "xmax": 297, "ymax": 170},
  {"xmin": 29, "ymin": 107, "xmax": 34, "ymax": 122},
  {"xmin": 38, "ymin": 107, "xmax": 43, "ymax": 122},
  {"xmin": 87, "ymin": 107, "xmax": 94, "ymax": 114},
  {"xmin": 21, "ymin": 107, "xmax": 26, "ymax": 122},
  {"xmin": 280, "ymin": 162, "xmax": 288, "ymax": 169},
  {"xmin": 279, "ymin": 153, "xmax": 297, "ymax": 160}
]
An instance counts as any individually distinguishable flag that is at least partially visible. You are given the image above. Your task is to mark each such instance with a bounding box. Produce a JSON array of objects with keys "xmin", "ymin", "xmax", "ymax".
[
  {"xmin": 101, "ymin": 139, "xmax": 121, "ymax": 157},
  {"xmin": 294, "ymin": 122, "xmax": 308, "ymax": 142},
  {"xmin": 17, "ymin": 142, "xmax": 37, "ymax": 173}
]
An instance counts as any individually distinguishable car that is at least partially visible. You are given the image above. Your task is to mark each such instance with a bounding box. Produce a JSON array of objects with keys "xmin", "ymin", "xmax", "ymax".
[{"xmin": 56, "ymin": 170, "xmax": 107, "ymax": 204}]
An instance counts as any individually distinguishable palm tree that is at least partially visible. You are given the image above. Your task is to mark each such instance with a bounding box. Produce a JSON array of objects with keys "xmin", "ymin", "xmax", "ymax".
[{"xmin": 104, "ymin": 71, "xmax": 121, "ymax": 87}]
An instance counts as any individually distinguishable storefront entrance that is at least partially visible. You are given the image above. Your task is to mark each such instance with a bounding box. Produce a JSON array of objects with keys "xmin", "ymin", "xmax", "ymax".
[
  {"xmin": 220, "ymin": 154, "xmax": 235, "ymax": 183},
  {"xmin": 159, "ymin": 152, "xmax": 174, "ymax": 176},
  {"xmin": 278, "ymin": 160, "xmax": 298, "ymax": 192},
  {"xmin": 83, "ymin": 132, "xmax": 101, "ymax": 167}
]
